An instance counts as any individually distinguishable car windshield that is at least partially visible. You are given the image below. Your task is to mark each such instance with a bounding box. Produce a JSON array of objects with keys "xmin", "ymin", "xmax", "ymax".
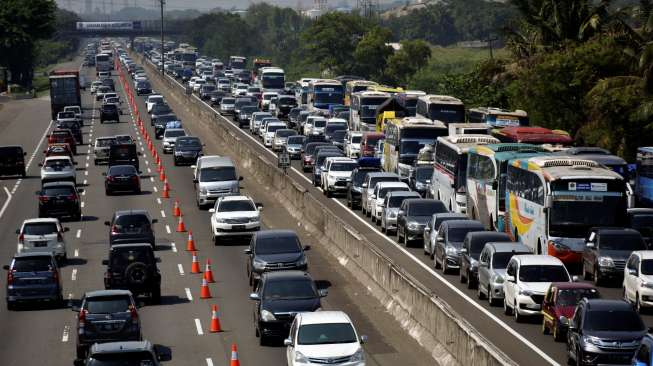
[
  {"xmin": 13, "ymin": 257, "xmax": 52, "ymax": 272},
  {"xmin": 23, "ymin": 222, "xmax": 58, "ymax": 235},
  {"xmin": 416, "ymin": 167, "xmax": 433, "ymax": 181},
  {"xmin": 113, "ymin": 215, "xmax": 151, "ymax": 233},
  {"xmin": 388, "ymin": 195, "xmax": 411, "ymax": 208},
  {"xmin": 351, "ymin": 135, "xmax": 362, "ymax": 144},
  {"xmin": 556, "ymin": 288, "xmax": 600, "ymax": 306},
  {"xmin": 87, "ymin": 351, "xmax": 156, "ymax": 365},
  {"xmin": 519, "ymin": 265, "xmax": 569, "ymax": 282},
  {"xmin": 600, "ymin": 234, "xmax": 645, "ymax": 251},
  {"xmin": 165, "ymin": 130, "xmax": 186, "ymax": 138},
  {"xmin": 97, "ymin": 139, "xmax": 115, "ymax": 147},
  {"xmin": 276, "ymin": 130, "xmax": 296, "ymax": 138},
  {"xmin": 149, "ymin": 97, "xmax": 163, "ymax": 104},
  {"xmin": 492, "ymin": 252, "xmax": 522, "ymax": 269},
  {"xmin": 111, "ymin": 248, "xmax": 152, "ymax": 266},
  {"xmin": 379, "ymin": 187, "xmax": 406, "ymax": 198},
  {"xmin": 408, "ymin": 202, "xmax": 445, "ymax": 216},
  {"xmin": 85, "ymin": 295, "xmax": 131, "ymax": 313},
  {"xmin": 330, "ymin": 162, "xmax": 356, "ymax": 172},
  {"xmin": 297, "ymin": 323, "xmax": 357, "ymax": 345},
  {"xmin": 152, "ymin": 105, "xmax": 171, "ymax": 114},
  {"xmin": 218, "ymin": 200, "xmax": 255, "ymax": 212},
  {"xmin": 287, "ymin": 136, "xmax": 304, "ymax": 145},
  {"xmin": 641, "ymin": 259, "xmax": 653, "ymax": 275},
  {"xmin": 108, "ymin": 166, "xmax": 137, "ymax": 175},
  {"xmin": 176, "ymin": 138, "xmax": 201, "ymax": 148},
  {"xmin": 263, "ymin": 279, "xmax": 316, "ymax": 300},
  {"xmin": 43, "ymin": 187, "xmax": 74, "ymax": 196},
  {"xmin": 202, "ymin": 85, "xmax": 215, "ymax": 91},
  {"xmin": 222, "ymin": 98, "xmax": 235, "ymax": 104},
  {"xmin": 447, "ymin": 228, "xmax": 477, "ymax": 245},
  {"xmin": 583, "ymin": 310, "xmax": 645, "ymax": 332},
  {"xmin": 45, "ymin": 159, "xmax": 71, "ymax": 168},
  {"xmin": 58, "ymin": 112, "xmax": 75, "ymax": 119},
  {"xmin": 200, "ymin": 167, "xmax": 236, "ymax": 182},
  {"xmin": 267, "ymin": 125, "xmax": 285, "ymax": 133},
  {"xmin": 255, "ymin": 235, "xmax": 301, "ymax": 255},
  {"xmin": 314, "ymin": 120, "xmax": 327, "ymax": 128},
  {"xmin": 158, "ymin": 115, "xmax": 178, "ymax": 123}
]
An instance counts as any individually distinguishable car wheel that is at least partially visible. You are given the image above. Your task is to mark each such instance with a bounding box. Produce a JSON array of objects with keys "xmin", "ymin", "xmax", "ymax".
[
  {"xmin": 105, "ymin": 189, "xmax": 112, "ymax": 196},
  {"xmin": 259, "ymin": 334, "xmax": 267, "ymax": 346},
  {"xmin": 467, "ymin": 274, "xmax": 476, "ymax": 289},
  {"xmin": 94, "ymin": 159, "xmax": 98, "ymax": 165},
  {"xmin": 593, "ymin": 265, "xmax": 602, "ymax": 286},
  {"xmin": 214, "ymin": 236, "xmax": 220, "ymax": 246},
  {"xmin": 553, "ymin": 323, "xmax": 564, "ymax": 342},
  {"xmin": 326, "ymin": 189, "xmax": 332, "ymax": 198},
  {"xmin": 460, "ymin": 269, "xmax": 467, "ymax": 284},
  {"xmin": 74, "ymin": 212, "xmax": 82, "ymax": 221},
  {"xmin": 503, "ymin": 299, "xmax": 512, "ymax": 315},
  {"xmin": 403, "ymin": 231, "xmax": 409, "ymax": 247},
  {"xmin": 76, "ymin": 345, "xmax": 87, "ymax": 360},
  {"xmin": 575, "ymin": 349, "xmax": 583, "ymax": 366},
  {"xmin": 477, "ymin": 284, "xmax": 486, "ymax": 300},
  {"xmin": 487, "ymin": 287, "xmax": 496, "ymax": 306},
  {"xmin": 582, "ymin": 262, "xmax": 591, "ymax": 281},
  {"xmin": 636, "ymin": 294, "xmax": 642, "ymax": 314},
  {"xmin": 514, "ymin": 302, "xmax": 523, "ymax": 322},
  {"xmin": 6, "ymin": 301, "xmax": 15, "ymax": 311},
  {"xmin": 541, "ymin": 318, "xmax": 550, "ymax": 335},
  {"xmin": 442, "ymin": 255, "xmax": 449, "ymax": 274}
]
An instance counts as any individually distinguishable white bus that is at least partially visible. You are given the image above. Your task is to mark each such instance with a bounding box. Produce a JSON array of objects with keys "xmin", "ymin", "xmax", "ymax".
[
  {"xmin": 505, "ymin": 156, "xmax": 628, "ymax": 264},
  {"xmin": 382, "ymin": 117, "xmax": 447, "ymax": 179},
  {"xmin": 416, "ymin": 94, "xmax": 465, "ymax": 126},
  {"xmin": 350, "ymin": 91, "xmax": 390, "ymax": 132},
  {"xmin": 95, "ymin": 53, "xmax": 113, "ymax": 74},
  {"xmin": 260, "ymin": 67, "xmax": 285, "ymax": 92},
  {"xmin": 228, "ymin": 56, "xmax": 247, "ymax": 71},
  {"xmin": 308, "ymin": 79, "xmax": 344, "ymax": 115},
  {"xmin": 296, "ymin": 78, "xmax": 320, "ymax": 105},
  {"xmin": 429, "ymin": 134, "xmax": 499, "ymax": 213}
]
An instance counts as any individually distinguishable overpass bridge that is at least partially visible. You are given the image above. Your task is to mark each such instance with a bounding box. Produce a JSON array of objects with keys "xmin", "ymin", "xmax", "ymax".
[{"xmin": 61, "ymin": 21, "xmax": 183, "ymax": 41}]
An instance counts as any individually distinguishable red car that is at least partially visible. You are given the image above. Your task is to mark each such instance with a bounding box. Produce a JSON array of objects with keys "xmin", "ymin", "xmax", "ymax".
[
  {"xmin": 44, "ymin": 143, "xmax": 74, "ymax": 161},
  {"xmin": 48, "ymin": 129, "xmax": 77, "ymax": 154},
  {"xmin": 541, "ymin": 282, "xmax": 600, "ymax": 341}
]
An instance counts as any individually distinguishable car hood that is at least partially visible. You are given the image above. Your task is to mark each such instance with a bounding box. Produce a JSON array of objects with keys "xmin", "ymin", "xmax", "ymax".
[
  {"xmin": 262, "ymin": 297, "xmax": 320, "ymax": 314},
  {"xmin": 519, "ymin": 281, "xmax": 551, "ymax": 294},
  {"xmin": 407, "ymin": 216, "xmax": 431, "ymax": 225},
  {"xmin": 296, "ymin": 343, "xmax": 361, "ymax": 359},
  {"xmin": 597, "ymin": 250, "xmax": 633, "ymax": 261},
  {"xmin": 176, "ymin": 146, "xmax": 202, "ymax": 152},
  {"xmin": 213, "ymin": 211, "xmax": 258, "ymax": 220},
  {"xmin": 256, "ymin": 252, "xmax": 303, "ymax": 263},
  {"xmin": 583, "ymin": 330, "xmax": 646, "ymax": 342},
  {"xmin": 328, "ymin": 171, "xmax": 352, "ymax": 178}
]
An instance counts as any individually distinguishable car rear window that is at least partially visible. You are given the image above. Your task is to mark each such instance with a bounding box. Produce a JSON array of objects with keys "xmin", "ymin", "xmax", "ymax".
[
  {"xmin": 23, "ymin": 222, "xmax": 58, "ymax": 235},
  {"xmin": 85, "ymin": 295, "xmax": 131, "ymax": 313},
  {"xmin": 263, "ymin": 279, "xmax": 316, "ymax": 299},
  {"xmin": 109, "ymin": 166, "xmax": 137, "ymax": 175},
  {"xmin": 111, "ymin": 247, "xmax": 152, "ymax": 266},
  {"xmin": 97, "ymin": 139, "xmax": 115, "ymax": 147},
  {"xmin": 114, "ymin": 215, "xmax": 150, "ymax": 231},
  {"xmin": 165, "ymin": 130, "xmax": 186, "ymax": 138},
  {"xmin": 13, "ymin": 257, "xmax": 52, "ymax": 272},
  {"xmin": 408, "ymin": 201, "xmax": 447, "ymax": 216},
  {"xmin": 103, "ymin": 104, "xmax": 117, "ymax": 111},
  {"xmin": 256, "ymin": 235, "xmax": 301, "ymax": 254},
  {"xmin": 45, "ymin": 159, "xmax": 72, "ymax": 168},
  {"xmin": 0, "ymin": 147, "xmax": 22, "ymax": 156},
  {"xmin": 584, "ymin": 309, "xmax": 645, "ymax": 332},
  {"xmin": 43, "ymin": 187, "xmax": 74, "ymax": 196}
]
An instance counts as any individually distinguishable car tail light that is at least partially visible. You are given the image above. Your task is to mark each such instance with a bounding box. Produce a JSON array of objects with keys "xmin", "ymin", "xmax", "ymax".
[
  {"xmin": 57, "ymin": 231, "xmax": 64, "ymax": 241},
  {"xmin": 67, "ymin": 194, "xmax": 77, "ymax": 201},
  {"xmin": 51, "ymin": 269, "xmax": 59, "ymax": 283},
  {"xmin": 111, "ymin": 225, "xmax": 119, "ymax": 235},
  {"xmin": 129, "ymin": 305, "xmax": 138, "ymax": 320},
  {"xmin": 107, "ymin": 175, "xmax": 115, "ymax": 182},
  {"xmin": 39, "ymin": 196, "xmax": 49, "ymax": 203},
  {"xmin": 78, "ymin": 309, "xmax": 87, "ymax": 328},
  {"xmin": 18, "ymin": 233, "xmax": 24, "ymax": 244},
  {"xmin": 132, "ymin": 175, "xmax": 139, "ymax": 182},
  {"xmin": 6, "ymin": 269, "xmax": 14, "ymax": 285}
]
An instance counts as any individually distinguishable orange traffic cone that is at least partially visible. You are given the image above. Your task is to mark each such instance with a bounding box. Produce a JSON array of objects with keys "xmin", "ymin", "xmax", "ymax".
[
  {"xmin": 204, "ymin": 259, "xmax": 215, "ymax": 283},
  {"xmin": 210, "ymin": 305, "xmax": 222, "ymax": 332},
  {"xmin": 155, "ymin": 154, "xmax": 161, "ymax": 165},
  {"xmin": 156, "ymin": 161, "xmax": 162, "ymax": 173},
  {"xmin": 176, "ymin": 216, "xmax": 187, "ymax": 232},
  {"xmin": 161, "ymin": 184, "xmax": 170, "ymax": 199},
  {"xmin": 159, "ymin": 169, "xmax": 166, "ymax": 182},
  {"xmin": 185, "ymin": 230, "xmax": 196, "ymax": 251},
  {"xmin": 230, "ymin": 344, "xmax": 240, "ymax": 366},
  {"xmin": 190, "ymin": 251, "xmax": 201, "ymax": 274},
  {"xmin": 173, "ymin": 200, "xmax": 181, "ymax": 217},
  {"xmin": 163, "ymin": 178, "xmax": 170, "ymax": 192},
  {"xmin": 147, "ymin": 139, "xmax": 153, "ymax": 151},
  {"xmin": 200, "ymin": 278, "xmax": 212, "ymax": 299}
]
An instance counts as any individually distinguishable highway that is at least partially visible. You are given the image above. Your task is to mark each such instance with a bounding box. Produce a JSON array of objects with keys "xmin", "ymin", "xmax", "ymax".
[
  {"xmin": 0, "ymin": 56, "xmax": 431, "ymax": 366},
  {"xmin": 135, "ymin": 52, "xmax": 653, "ymax": 366}
]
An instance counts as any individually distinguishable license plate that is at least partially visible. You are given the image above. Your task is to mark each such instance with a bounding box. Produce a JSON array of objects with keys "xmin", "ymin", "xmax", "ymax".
[
  {"xmin": 33, "ymin": 241, "xmax": 47, "ymax": 247},
  {"xmin": 233, "ymin": 225, "xmax": 246, "ymax": 230},
  {"xmin": 102, "ymin": 324, "xmax": 116, "ymax": 331}
]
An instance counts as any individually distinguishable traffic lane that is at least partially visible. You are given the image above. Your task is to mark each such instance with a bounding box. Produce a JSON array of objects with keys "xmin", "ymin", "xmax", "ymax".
[{"xmin": 131, "ymin": 70, "xmax": 435, "ymax": 365}]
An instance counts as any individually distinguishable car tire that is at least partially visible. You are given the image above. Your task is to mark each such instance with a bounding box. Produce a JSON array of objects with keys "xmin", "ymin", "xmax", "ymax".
[
  {"xmin": 514, "ymin": 302, "xmax": 524, "ymax": 323},
  {"xmin": 477, "ymin": 284, "xmax": 486, "ymax": 300},
  {"xmin": 326, "ymin": 189, "xmax": 332, "ymax": 198},
  {"xmin": 6, "ymin": 301, "xmax": 15, "ymax": 311},
  {"xmin": 442, "ymin": 255, "xmax": 449, "ymax": 274},
  {"xmin": 74, "ymin": 212, "xmax": 82, "ymax": 221},
  {"xmin": 460, "ymin": 270, "xmax": 467, "ymax": 284},
  {"xmin": 593, "ymin": 265, "xmax": 602, "ymax": 286},
  {"xmin": 94, "ymin": 159, "xmax": 98, "ymax": 165},
  {"xmin": 636, "ymin": 294, "xmax": 642, "ymax": 314},
  {"xmin": 106, "ymin": 189, "xmax": 112, "ymax": 196},
  {"xmin": 488, "ymin": 287, "xmax": 497, "ymax": 306},
  {"xmin": 582, "ymin": 262, "xmax": 591, "ymax": 281},
  {"xmin": 553, "ymin": 323, "xmax": 564, "ymax": 342},
  {"xmin": 76, "ymin": 345, "xmax": 87, "ymax": 360},
  {"xmin": 259, "ymin": 334, "xmax": 267, "ymax": 346},
  {"xmin": 503, "ymin": 299, "xmax": 513, "ymax": 315}
]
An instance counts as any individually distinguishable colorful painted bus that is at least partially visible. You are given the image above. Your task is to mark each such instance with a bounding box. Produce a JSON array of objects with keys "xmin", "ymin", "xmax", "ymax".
[
  {"xmin": 467, "ymin": 107, "xmax": 529, "ymax": 128},
  {"xmin": 416, "ymin": 95, "xmax": 465, "ymax": 126},
  {"xmin": 637, "ymin": 147, "xmax": 653, "ymax": 207},
  {"xmin": 505, "ymin": 156, "xmax": 628, "ymax": 264},
  {"xmin": 344, "ymin": 80, "xmax": 378, "ymax": 106}
]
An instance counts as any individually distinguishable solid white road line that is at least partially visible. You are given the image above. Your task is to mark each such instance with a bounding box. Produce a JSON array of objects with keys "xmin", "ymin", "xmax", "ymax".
[
  {"xmin": 61, "ymin": 325, "xmax": 70, "ymax": 342},
  {"xmin": 76, "ymin": 229, "xmax": 81, "ymax": 238},
  {"xmin": 0, "ymin": 187, "xmax": 12, "ymax": 220},
  {"xmin": 185, "ymin": 287, "xmax": 193, "ymax": 301},
  {"xmin": 194, "ymin": 318, "xmax": 204, "ymax": 335},
  {"xmin": 71, "ymin": 268, "xmax": 77, "ymax": 281}
]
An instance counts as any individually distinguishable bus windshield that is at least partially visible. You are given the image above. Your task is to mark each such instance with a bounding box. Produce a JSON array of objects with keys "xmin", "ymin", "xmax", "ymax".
[
  {"xmin": 262, "ymin": 73, "xmax": 285, "ymax": 89},
  {"xmin": 428, "ymin": 104, "xmax": 465, "ymax": 124},
  {"xmin": 360, "ymin": 97, "xmax": 388, "ymax": 119}
]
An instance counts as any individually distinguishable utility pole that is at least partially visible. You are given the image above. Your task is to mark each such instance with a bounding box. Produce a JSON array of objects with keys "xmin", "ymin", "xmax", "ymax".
[
  {"xmin": 160, "ymin": 0, "xmax": 165, "ymax": 75},
  {"xmin": 485, "ymin": 36, "xmax": 498, "ymax": 59}
]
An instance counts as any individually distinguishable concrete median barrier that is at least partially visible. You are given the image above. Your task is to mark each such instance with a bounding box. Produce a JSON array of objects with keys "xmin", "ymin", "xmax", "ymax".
[{"xmin": 141, "ymin": 58, "xmax": 516, "ymax": 366}]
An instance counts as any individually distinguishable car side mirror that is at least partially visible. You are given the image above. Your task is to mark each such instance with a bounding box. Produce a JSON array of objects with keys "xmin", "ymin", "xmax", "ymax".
[
  {"xmin": 460, "ymin": 248, "xmax": 468, "ymax": 254},
  {"xmin": 244, "ymin": 248, "xmax": 252, "ymax": 255},
  {"xmin": 256, "ymin": 203, "xmax": 264, "ymax": 210},
  {"xmin": 155, "ymin": 257, "xmax": 161, "ymax": 263},
  {"xmin": 362, "ymin": 183, "xmax": 368, "ymax": 188},
  {"xmin": 628, "ymin": 268, "xmax": 638, "ymax": 276},
  {"xmin": 102, "ymin": 172, "xmax": 107, "ymax": 176},
  {"xmin": 193, "ymin": 178, "xmax": 199, "ymax": 183},
  {"xmin": 190, "ymin": 165, "xmax": 197, "ymax": 169},
  {"xmin": 586, "ymin": 242, "xmax": 595, "ymax": 249},
  {"xmin": 15, "ymin": 229, "xmax": 20, "ymax": 234},
  {"xmin": 398, "ymin": 210, "xmax": 405, "ymax": 216},
  {"xmin": 73, "ymin": 359, "xmax": 84, "ymax": 366},
  {"xmin": 64, "ymin": 227, "xmax": 70, "ymax": 232},
  {"xmin": 77, "ymin": 188, "xmax": 84, "ymax": 193},
  {"xmin": 318, "ymin": 289, "xmax": 328, "ymax": 297},
  {"xmin": 360, "ymin": 335, "xmax": 368, "ymax": 344},
  {"xmin": 137, "ymin": 152, "xmax": 142, "ymax": 156},
  {"xmin": 208, "ymin": 208, "xmax": 215, "ymax": 213},
  {"xmin": 104, "ymin": 221, "xmax": 111, "ymax": 226},
  {"xmin": 505, "ymin": 275, "xmax": 515, "ymax": 283},
  {"xmin": 249, "ymin": 293, "xmax": 260, "ymax": 301},
  {"xmin": 71, "ymin": 305, "xmax": 81, "ymax": 312},
  {"xmin": 101, "ymin": 259, "xmax": 109, "ymax": 265},
  {"xmin": 38, "ymin": 163, "xmax": 43, "ymax": 167},
  {"xmin": 479, "ymin": 262, "xmax": 488, "ymax": 268},
  {"xmin": 35, "ymin": 190, "xmax": 42, "ymax": 195},
  {"xmin": 283, "ymin": 338, "xmax": 293, "ymax": 347},
  {"xmin": 572, "ymin": 275, "xmax": 579, "ymax": 282},
  {"xmin": 2, "ymin": 265, "xmax": 9, "ymax": 270},
  {"xmin": 151, "ymin": 219, "xmax": 158, "ymax": 224},
  {"xmin": 491, "ymin": 181, "xmax": 498, "ymax": 190},
  {"xmin": 303, "ymin": 245, "xmax": 311, "ymax": 251}
]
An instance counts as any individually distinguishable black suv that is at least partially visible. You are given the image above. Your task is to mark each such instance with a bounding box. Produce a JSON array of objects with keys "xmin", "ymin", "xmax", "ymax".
[
  {"xmin": 565, "ymin": 298, "xmax": 646, "ymax": 365},
  {"xmin": 100, "ymin": 103, "xmax": 120, "ymax": 123},
  {"xmin": 582, "ymin": 227, "xmax": 647, "ymax": 285},
  {"xmin": 459, "ymin": 231, "xmax": 512, "ymax": 289},
  {"xmin": 102, "ymin": 244, "xmax": 161, "ymax": 303},
  {"xmin": 249, "ymin": 271, "xmax": 325, "ymax": 345},
  {"xmin": 73, "ymin": 290, "xmax": 142, "ymax": 359},
  {"xmin": 173, "ymin": 136, "xmax": 203, "ymax": 166},
  {"xmin": 38, "ymin": 181, "xmax": 82, "ymax": 220},
  {"xmin": 56, "ymin": 120, "xmax": 83, "ymax": 145},
  {"xmin": 106, "ymin": 210, "xmax": 157, "ymax": 249},
  {"xmin": 245, "ymin": 230, "xmax": 310, "ymax": 288},
  {"xmin": 347, "ymin": 166, "xmax": 381, "ymax": 209},
  {"xmin": 397, "ymin": 199, "xmax": 448, "ymax": 247},
  {"xmin": 0, "ymin": 145, "xmax": 26, "ymax": 177}
]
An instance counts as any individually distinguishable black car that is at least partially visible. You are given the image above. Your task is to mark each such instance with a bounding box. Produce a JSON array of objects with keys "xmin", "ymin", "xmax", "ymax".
[
  {"xmin": 199, "ymin": 84, "xmax": 217, "ymax": 100},
  {"xmin": 274, "ymin": 96, "xmax": 298, "ymax": 120},
  {"xmin": 330, "ymin": 130, "xmax": 347, "ymax": 150},
  {"xmin": 324, "ymin": 124, "xmax": 347, "ymax": 142},
  {"xmin": 237, "ymin": 105, "xmax": 260, "ymax": 129},
  {"xmin": 109, "ymin": 144, "xmax": 140, "ymax": 171},
  {"xmin": 135, "ymin": 80, "xmax": 151, "ymax": 95},
  {"xmin": 459, "ymin": 231, "xmax": 512, "ymax": 289},
  {"xmin": 287, "ymin": 107, "xmax": 305, "ymax": 128},
  {"xmin": 73, "ymin": 290, "xmax": 142, "ymax": 359},
  {"xmin": 582, "ymin": 227, "xmax": 647, "ymax": 285},
  {"xmin": 434, "ymin": 220, "xmax": 485, "ymax": 274},
  {"xmin": 149, "ymin": 104, "xmax": 173, "ymax": 126},
  {"xmin": 173, "ymin": 136, "xmax": 203, "ymax": 165},
  {"xmin": 209, "ymin": 90, "xmax": 226, "ymax": 106},
  {"xmin": 104, "ymin": 165, "xmax": 141, "ymax": 195},
  {"xmin": 100, "ymin": 104, "xmax": 120, "ymax": 123},
  {"xmin": 397, "ymin": 199, "xmax": 448, "ymax": 247},
  {"xmin": 102, "ymin": 244, "xmax": 161, "ymax": 303},
  {"xmin": 347, "ymin": 166, "xmax": 382, "ymax": 209},
  {"xmin": 153, "ymin": 115, "xmax": 180, "ymax": 139},
  {"xmin": 301, "ymin": 142, "xmax": 329, "ymax": 171},
  {"xmin": 250, "ymin": 271, "xmax": 325, "ymax": 345},
  {"xmin": 0, "ymin": 145, "xmax": 26, "ymax": 177},
  {"xmin": 245, "ymin": 230, "xmax": 310, "ymax": 288},
  {"xmin": 106, "ymin": 210, "xmax": 157, "ymax": 248},
  {"xmin": 101, "ymin": 78, "xmax": 115, "ymax": 91},
  {"xmin": 565, "ymin": 299, "xmax": 646, "ymax": 366},
  {"xmin": 627, "ymin": 208, "xmax": 653, "ymax": 248},
  {"xmin": 38, "ymin": 181, "xmax": 82, "ymax": 220},
  {"xmin": 410, "ymin": 166, "xmax": 434, "ymax": 197}
]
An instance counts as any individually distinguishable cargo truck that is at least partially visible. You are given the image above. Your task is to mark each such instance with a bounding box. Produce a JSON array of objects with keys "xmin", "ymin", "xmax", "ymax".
[{"xmin": 49, "ymin": 70, "xmax": 82, "ymax": 119}]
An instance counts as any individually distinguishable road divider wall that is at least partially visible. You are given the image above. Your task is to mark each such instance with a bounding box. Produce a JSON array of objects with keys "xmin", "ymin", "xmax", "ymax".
[{"xmin": 141, "ymin": 59, "xmax": 516, "ymax": 366}]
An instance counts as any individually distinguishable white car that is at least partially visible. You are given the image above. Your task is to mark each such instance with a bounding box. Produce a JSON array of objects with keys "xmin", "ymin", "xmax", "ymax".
[
  {"xmin": 90, "ymin": 81, "xmax": 102, "ymax": 94},
  {"xmin": 193, "ymin": 78, "xmax": 207, "ymax": 93},
  {"xmin": 263, "ymin": 122, "xmax": 287, "ymax": 147},
  {"xmin": 623, "ymin": 250, "xmax": 653, "ymax": 312},
  {"xmin": 321, "ymin": 157, "xmax": 357, "ymax": 197},
  {"xmin": 259, "ymin": 117, "xmax": 281, "ymax": 137},
  {"xmin": 285, "ymin": 311, "xmax": 366, "ymax": 366},
  {"xmin": 304, "ymin": 116, "xmax": 326, "ymax": 136},
  {"xmin": 162, "ymin": 128, "xmax": 186, "ymax": 153},
  {"xmin": 188, "ymin": 76, "xmax": 200, "ymax": 90},
  {"xmin": 345, "ymin": 132, "xmax": 363, "ymax": 158},
  {"xmin": 40, "ymin": 156, "xmax": 76, "ymax": 183},
  {"xmin": 261, "ymin": 92, "xmax": 278, "ymax": 111},
  {"xmin": 370, "ymin": 181, "xmax": 411, "ymax": 223},
  {"xmin": 63, "ymin": 106, "xmax": 83, "ymax": 125},
  {"xmin": 503, "ymin": 255, "xmax": 573, "ymax": 322},
  {"xmin": 233, "ymin": 83, "xmax": 248, "ymax": 96},
  {"xmin": 146, "ymin": 95, "xmax": 165, "ymax": 113},
  {"xmin": 17, "ymin": 218, "xmax": 68, "ymax": 260},
  {"xmin": 209, "ymin": 195, "xmax": 261, "ymax": 245}
]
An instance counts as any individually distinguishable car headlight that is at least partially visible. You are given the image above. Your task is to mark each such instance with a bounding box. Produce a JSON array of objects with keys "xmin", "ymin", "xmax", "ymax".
[
  {"xmin": 388, "ymin": 210, "xmax": 397, "ymax": 219},
  {"xmin": 260, "ymin": 309, "xmax": 276, "ymax": 322},
  {"xmin": 295, "ymin": 351, "xmax": 309, "ymax": 363},
  {"xmin": 297, "ymin": 256, "xmax": 307, "ymax": 267},
  {"xmin": 407, "ymin": 222, "xmax": 419, "ymax": 230},
  {"xmin": 200, "ymin": 188, "xmax": 208, "ymax": 195},
  {"xmin": 519, "ymin": 288, "xmax": 533, "ymax": 296},
  {"xmin": 214, "ymin": 216, "xmax": 226, "ymax": 223},
  {"xmin": 493, "ymin": 275, "xmax": 504, "ymax": 284},
  {"xmin": 583, "ymin": 335, "xmax": 602, "ymax": 346},
  {"xmin": 643, "ymin": 281, "xmax": 653, "ymax": 289},
  {"xmin": 349, "ymin": 348, "xmax": 365, "ymax": 362},
  {"xmin": 446, "ymin": 246, "xmax": 458, "ymax": 255},
  {"xmin": 598, "ymin": 256, "xmax": 614, "ymax": 267},
  {"xmin": 253, "ymin": 258, "xmax": 266, "ymax": 271}
]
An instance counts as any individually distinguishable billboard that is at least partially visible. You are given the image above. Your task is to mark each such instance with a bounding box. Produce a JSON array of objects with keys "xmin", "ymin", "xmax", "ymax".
[{"xmin": 76, "ymin": 22, "xmax": 141, "ymax": 31}]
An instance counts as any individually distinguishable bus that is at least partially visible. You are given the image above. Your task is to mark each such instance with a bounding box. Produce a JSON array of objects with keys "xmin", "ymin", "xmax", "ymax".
[
  {"xmin": 345, "ymin": 80, "xmax": 378, "ymax": 106},
  {"xmin": 253, "ymin": 59, "xmax": 272, "ymax": 78},
  {"xmin": 430, "ymin": 134, "xmax": 499, "ymax": 213},
  {"xmin": 466, "ymin": 143, "xmax": 548, "ymax": 231},
  {"xmin": 350, "ymin": 91, "xmax": 390, "ymax": 132},
  {"xmin": 297, "ymin": 78, "xmax": 320, "ymax": 105},
  {"xmin": 416, "ymin": 95, "xmax": 465, "ymax": 126},
  {"xmin": 396, "ymin": 90, "xmax": 426, "ymax": 117},
  {"xmin": 491, "ymin": 126, "xmax": 573, "ymax": 149},
  {"xmin": 383, "ymin": 117, "xmax": 447, "ymax": 179},
  {"xmin": 308, "ymin": 79, "xmax": 344, "ymax": 115},
  {"xmin": 228, "ymin": 56, "xmax": 247, "ymax": 71},
  {"xmin": 95, "ymin": 53, "xmax": 112, "ymax": 73},
  {"xmin": 367, "ymin": 85, "xmax": 404, "ymax": 95},
  {"xmin": 636, "ymin": 147, "xmax": 653, "ymax": 207},
  {"xmin": 467, "ymin": 107, "xmax": 529, "ymax": 128},
  {"xmin": 505, "ymin": 156, "xmax": 628, "ymax": 263},
  {"xmin": 260, "ymin": 67, "xmax": 285, "ymax": 92},
  {"xmin": 173, "ymin": 48, "xmax": 197, "ymax": 69}
]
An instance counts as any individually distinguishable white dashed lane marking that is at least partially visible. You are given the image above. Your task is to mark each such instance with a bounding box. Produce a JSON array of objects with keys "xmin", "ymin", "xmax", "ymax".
[{"xmin": 185, "ymin": 288, "xmax": 193, "ymax": 301}]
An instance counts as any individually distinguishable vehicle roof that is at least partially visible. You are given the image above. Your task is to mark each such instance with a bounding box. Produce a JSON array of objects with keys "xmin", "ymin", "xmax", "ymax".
[
  {"xmin": 90, "ymin": 341, "xmax": 153, "ymax": 354},
  {"xmin": 550, "ymin": 282, "xmax": 597, "ymax": 290},
  {"xmin": 375, "ymin": 181, "xmax": 409, "ymax": 189},
  {"xmin": 84, "ymin": 289, "xmax": 133, "ymax": 298},
  {"xmin": 219, "ymin": 195, "xmax": 252, "ymax": 202},
  {"xmin": 434, "ymin": 213, "xmax": 467, "ymax": 220},
  {"xmin": 366, "ymin": 172, "xmax": 399, "ymax": 179},
  {"xmin": 512, "ymin": 254, "xmax": 564, "ymax": 266},
  {"xmin": 262, "ymin": 270, "xmax": 313, "ymax": 281},
  {"xmin": 403, "ymin": 198, "xmax": 442, "ymax": 205},
  {"xmin": 254, "ymin": 230, "xmax": 298, "ymax": 240},
  {"xmin": 14, "ymin": 251, "xmax": 55, "ymax": 258},
  {"xmin": 42, "ymin": 181, "xmax": 76, "ymax": 188},
  {"xmin": 386, "ymin": 191, "xmax": 420, "ymax": 198},
  {"xmin": 485, "ymin": 242, "xmax": 531, "ymax": 253},
  {"xmin": 466, "ymin": 231, "xmax": 511, "ymax": 242},
  {"xmin": 582, "ymin": 299, "xmax": 633, "ymax": 311},
  {"xmin": 442, "ymin": 219, "xmax": 485, "ymax": 229},
  {"xmin": 633, "ymin": 251, "xmax": 653, "ymax": 260},
  {"xmin": 22, "ymin": 217, "xmax": 59, "ymax": 225},
  {"xmin": 111, "ymin": 243, "xmax": 154, "ymax": 250},
  {"xmin": 298, "ymin": 311, "xmax": 352, "ymax": 325},
  {"xmin": 628, "ymin": 208, "xmax": 653, "ymax": 215},
  {"xmin": 114, "ymin": 209, "xmax": 150, "ymax": 217},
  {"xmin": 511, "ymin": 156, "xmax": 625, "ymax": 180}
]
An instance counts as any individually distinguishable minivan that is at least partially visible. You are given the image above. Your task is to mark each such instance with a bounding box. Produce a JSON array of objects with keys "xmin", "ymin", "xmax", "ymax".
[
  {"xmin": 192, "ymin": 156, "xmax": 242, "ymax": 209},
  {"xmin": 108, "ymin": 144, "xmax": 140, "ymax": 171}
]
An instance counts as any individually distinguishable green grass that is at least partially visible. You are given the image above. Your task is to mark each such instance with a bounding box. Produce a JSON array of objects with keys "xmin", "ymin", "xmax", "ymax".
[{"xmin": 427, "ymin": 45, "xmax": 508, "ymax": 75}]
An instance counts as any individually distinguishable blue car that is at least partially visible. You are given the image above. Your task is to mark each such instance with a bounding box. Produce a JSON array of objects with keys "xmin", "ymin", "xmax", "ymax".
[{"xmin": 4, "ymin": 252, "xmax": 63, "ymax": 309}]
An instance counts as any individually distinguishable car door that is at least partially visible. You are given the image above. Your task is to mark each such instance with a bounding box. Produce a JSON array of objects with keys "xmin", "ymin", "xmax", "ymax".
[
  {"xmin": 504, "ymin": 259, "xmax": 517, "ymax": 307},
  {"xmin": 625, "ymin": 254, "xmax": 639, "ymax": 301},
  {"xmin": 423, "ymin": 217, "xmax": 434, "ymax": 251},
  {"xmin": 567, "ymin": 305, "xmax": 583, "ymax": 358},
  {"xmin": 478, "ymin": 248, "xmax": 490, "ymax": 292},
  {"xmin": 397, "ymin": 201, "xmax": 407, "ymax": 238},
  {"xmin": 286, "ymin": 317, "xmax": 298, "ymax": 365},
  {"xmin": 584, "ymin": 230, "xmax": 598, "ymax": 275},
  {"xmin": 541, "ymin": 286, "xmax": 556, "ymax": 329},
  {"xmin": 435, "ymin": 226, "xmax": 446, "ymax": 264}
]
